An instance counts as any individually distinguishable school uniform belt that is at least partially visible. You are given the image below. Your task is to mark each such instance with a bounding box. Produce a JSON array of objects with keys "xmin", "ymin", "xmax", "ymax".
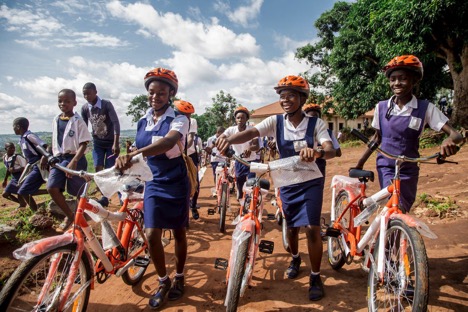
[{"xmin": 57, "ymin": 153, "xmax": 76, "ymax": 158}]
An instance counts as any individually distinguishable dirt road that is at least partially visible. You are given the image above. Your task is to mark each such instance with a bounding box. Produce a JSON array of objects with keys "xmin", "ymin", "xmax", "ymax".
[{"xmin": 1, "ymin": 144, "xmax": 467, "ymax": 311}]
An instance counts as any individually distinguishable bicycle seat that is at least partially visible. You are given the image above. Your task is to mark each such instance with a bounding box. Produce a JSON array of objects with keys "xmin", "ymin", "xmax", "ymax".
[
  {"xmin": 349, "ymin": 169, "xmax": 374, "ymax": 182},
  {"xmin": 246, "ymin": 178, "xmax": 270, "ymax": 191}
]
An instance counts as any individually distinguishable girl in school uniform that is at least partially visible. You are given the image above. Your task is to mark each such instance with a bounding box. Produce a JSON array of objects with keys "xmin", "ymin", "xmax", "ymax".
[
  {"xmin": 115, "ymin": 68, "xmax": 190, "ymax": 310},
  {"xmin": 355, "ymin": 55, "xmax": 462, "ymax": 212},
  {"xmin": 216, "ymin": 75, "xmax": 336, "ymax": 301}
]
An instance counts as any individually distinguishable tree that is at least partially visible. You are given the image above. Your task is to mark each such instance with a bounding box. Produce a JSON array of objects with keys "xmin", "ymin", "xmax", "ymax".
[
  {"xmin": 192, "ymin": 114, "xmax": 214, "ymax": 142},
  {"xmin": 296, "ymin": 0, "xmax": 468, "ymax": 128},
  {"xmin": 126, "ymin": 94, "xmax": 148, "ymax": 125},
  {"xmin": 204, "ymin": 90, "xmax": 239, "ymax": 129}
]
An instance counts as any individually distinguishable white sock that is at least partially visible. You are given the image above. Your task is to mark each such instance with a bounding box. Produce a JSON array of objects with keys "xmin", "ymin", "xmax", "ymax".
[
  {"xmin": 175, "ymin": 272, "xmax": 184, "ymax": 278},
  {"xmin": 159, "ymin": 275, "xmax": 168, "ymax": 282},
  {"xmin": 311, "ymin": 270, "xmax": 320, "ymax": 276},
  {"xmin": 292, "ymin": 253, "xmax": 300, "ymax": 259}
]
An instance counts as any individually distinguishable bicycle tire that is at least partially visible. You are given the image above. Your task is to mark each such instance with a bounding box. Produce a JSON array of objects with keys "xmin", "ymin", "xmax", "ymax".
[
  {"xmin": 0, "ymin": 242, "xmax": 92, "ymax": 312},
  {"xmin": 225, "ymin": 237, "xmax": 250, "ymax": 312},
  {"xmin": 281, "ymin": 214, "xmax": 290, "ymax": 253},
  {"xmin": 327, "ymin": 190, "xmax": 349, "ymax": 270},
  {"xmin": 368, "ymin": 218, "xmax": 429, "ymax": 312},
  {"xmin": 219, "ymin": 183, "xmax": 228, "ymax": 233},
  {"xmin": 121, "ymin": 208, "xmax": 150, "ymax": 285}
]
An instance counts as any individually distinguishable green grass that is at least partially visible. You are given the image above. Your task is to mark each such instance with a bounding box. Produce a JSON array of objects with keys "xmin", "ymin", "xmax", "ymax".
[
  {"xmin": 0, "ymin": 207, "xmax": 43, "ymax": 244},
  {"xmin": 415, "ymin": 193, "xmax": 459, "ymax": 218}
]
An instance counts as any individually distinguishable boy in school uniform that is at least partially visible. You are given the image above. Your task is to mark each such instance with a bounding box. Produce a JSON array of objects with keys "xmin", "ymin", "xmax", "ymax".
[
  {"xmin": 46, "ymin": 89, "xmax": 92, "ymax": 231},
  {"xmin": 2, "ymin": 142, "xmax": 27, "ymax": 208},
  {"xmin": 14, "ymin": 117, "xmax": 48, "ymax": 211},
  {"xmin": 81, "ymin": 82, "xmax": 120, "ymax": 207}
]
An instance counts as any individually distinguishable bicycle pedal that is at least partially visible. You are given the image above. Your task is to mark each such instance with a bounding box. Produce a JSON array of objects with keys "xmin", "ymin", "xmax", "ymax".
[
  {"xmin": 325, "ymin": 227, "xmax": 341, "ymax": 238},
  {"xmin": 207, "ymin": 208, "xmax": 216, "ymax": 215},
  {"xmin": 259, "ymin": 240, "xmax": 274, "ymax": 254},
  {"xmin": 134, "ymin": 256, "xmax": 150, "ymax": 267},
  {"xmin": 266, "ymin": 213, "xmax": 276, "ymax": 220},
  {"xmin": 214, "ymin": 258, "xmax": 228, "ymax": 270}
]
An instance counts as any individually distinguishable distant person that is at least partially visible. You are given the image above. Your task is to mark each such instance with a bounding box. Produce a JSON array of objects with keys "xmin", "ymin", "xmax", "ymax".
[
  {"xmin": 363, "ymin": 118, "xmax": 369, "ymax": 130},
  {"xmin": 219, "ymin": 106, "xmax": 259, "ymax": 201},
  {"xmin": 438, "ymin": 96, "xmax": 447, "ymax": 112},
  {"xmin": 81, "ymin": 82, "xmax": 120, "ymax": 207},
  {"xmin": 173, "ymin": 100, "xmax": 200, "ymax": 220},
  {"xmin": 13, "ymin": 117, "xmax": 48, "ymax": 211},
  {"xmin": 2, "ymin": 142, "xmax": 27, "ymax": 208},
  {"xmin": 46, "ymin": 89, "xmax": 92, "ymax": 232},
  {"xmin": 205, "ymin": 126, "xmax": 225, "ymax": 184}
]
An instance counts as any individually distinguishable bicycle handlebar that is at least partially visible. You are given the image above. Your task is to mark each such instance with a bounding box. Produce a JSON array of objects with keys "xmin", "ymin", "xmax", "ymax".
[{"xmin": 350, "ymin": 128, "xmax": 456, "ymax": 164}]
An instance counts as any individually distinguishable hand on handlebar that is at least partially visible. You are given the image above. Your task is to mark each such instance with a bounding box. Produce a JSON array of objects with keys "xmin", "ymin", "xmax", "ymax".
[
  {"xmin": 299, "ymin": 147, "xmax": 318, "ymax": 162},
  {"xmin": 440, "ymin": 138, "xmax": 459, "ymax": 158},
  {"xmin": 115, "ymin": 154, "xmax": 134, "ymax": 172},
  {"xmin": 215, "ymin": 137, "xmax": 230, "ymax": 155}
]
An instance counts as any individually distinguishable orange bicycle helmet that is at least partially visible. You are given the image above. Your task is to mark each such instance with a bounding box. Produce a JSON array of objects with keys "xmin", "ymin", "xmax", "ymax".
[
  {"xmin": 274, "ymin": 75, "xmax": 310, "ymax": 97},
  {"xmin": 383, "ymin": 55, "xmax": 423, "ymax": 79},
  {"xmin": 174, "ymin": 100, "xmax": 195, "ymax": 114},
  {"xmin": 303, "ymin": 103, "xmax": 321, "ymax": 113},
  {"xmin": 144, "ymin": 67, "xmax": 179, "ymax": 93},
  {"xmin": 234, "ymin": 106, "xmax": 250, "ymax": 118}
]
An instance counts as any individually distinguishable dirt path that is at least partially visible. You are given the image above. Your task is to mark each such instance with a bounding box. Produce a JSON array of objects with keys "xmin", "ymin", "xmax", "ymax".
[{"xmin": 1, "ymin": 144, "xmax": 467, "ymax": 311}]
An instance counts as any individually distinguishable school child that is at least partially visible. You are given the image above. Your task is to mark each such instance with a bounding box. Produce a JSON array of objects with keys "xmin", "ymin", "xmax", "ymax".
[
  {"xmin": 217, "ymin": 75, "xmax": 336, "ymax": 301},
  {"xmin": 303, "ymin": 103, "xmax": 342, "ymax": 177},
  {"xmin": 46, "ymin": 89, "xmax": 92, "ymax": 232},
  {"xmin": 174, "ymin": 100, "xmax": 201, "ymax": 220},
  {"xmin": 355, "ymin": 55, "xmax": 462, "ymax": 212},
  {"xmin": 14, "ymin": 117, "xmax": 48, "ymax": 211},
  {"xmin": 2, "ymin": 142, "xmax": 27, "ymax": 208},
  {"xmin": 81, "ymin": 82, "xmax": 120, "ymax": 207},
  {"xmin": 205, "ymin": 127, "xmax": 226, "ymax": 185},
  {"xmin": 115, "ymin": 68, "xmax": 190, "ymax": 310},
  {"xmin": 219, "ymin": 106, "xmax": 260, "ymax": 201}
]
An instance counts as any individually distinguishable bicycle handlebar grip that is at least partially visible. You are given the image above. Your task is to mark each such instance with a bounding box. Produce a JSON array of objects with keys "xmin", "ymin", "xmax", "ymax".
[
  {"xmin": 351, "ymin": 128, "xmax": 369, "ymax": 143},
  {"xmin": 33, "ymin": 144, "xmax": 60, "ymax": 165},
  {"xmin": 225, "ymin": 148, "xmax": 235, "ymax": 158}
]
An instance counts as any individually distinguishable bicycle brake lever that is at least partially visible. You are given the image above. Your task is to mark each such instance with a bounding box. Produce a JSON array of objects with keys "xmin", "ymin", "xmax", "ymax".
[{"xmin": 437, "ymin": 157, "xmax": 458, "ymax": 165}]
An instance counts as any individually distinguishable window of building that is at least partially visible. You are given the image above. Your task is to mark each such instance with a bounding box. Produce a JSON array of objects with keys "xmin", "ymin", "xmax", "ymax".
[
  {"xmin": 357, "ymin": 123, "xmax": 362, "ymax": 129},
  {"xmin": 328, "ymin": 122, "xmax": 334, "ymax": 130},
  {"xmin": 339, "ymin": 123, "xmax": 344, "ymax": 130}
]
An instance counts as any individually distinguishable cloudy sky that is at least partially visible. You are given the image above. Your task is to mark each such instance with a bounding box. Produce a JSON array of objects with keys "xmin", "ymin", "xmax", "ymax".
[{"xmin": 0, "ymin": 0, "xmax": 342, "ymax": 134}]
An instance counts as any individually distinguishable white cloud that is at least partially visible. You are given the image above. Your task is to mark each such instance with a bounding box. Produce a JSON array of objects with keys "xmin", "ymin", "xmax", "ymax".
[
  {"xmin": 0, "ymin": 4, "xmax": 62, "ymax": 35},
  {"xmin": 106, "ymin": 1, "xmax": 260, "ymax": 59},
  {"xmin": 215, "ymin": 0, "xmax": 264, "ymax": 28}
]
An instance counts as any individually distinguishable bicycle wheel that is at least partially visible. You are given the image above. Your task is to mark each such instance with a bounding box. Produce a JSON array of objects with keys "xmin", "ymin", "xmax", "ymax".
[
  {"xmin": 327, "ymin": 190, "xmax": 349, "ymax": 270},
  {"xmin": 121, "ymin": 208, "xmax": 150, "ymax": 285},
  {"xmin": 368, "ymin": 218, "xmax": 429, "ymax": 312},
  {"xmin": 225, "ymin": 237, "xmax": 250, "ymax": 312},
  {"xmin": 219, "ymin": 183, "xmax": 228, "ymax": 233},
  {"xmin": 0, "ymin": 243, "xmax": 92, "ymax": 312}
]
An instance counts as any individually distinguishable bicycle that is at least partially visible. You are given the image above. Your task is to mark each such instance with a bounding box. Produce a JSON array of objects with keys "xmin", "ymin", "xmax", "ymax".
[
  {"xmin": 209, "ymin": 156, "xmax": 235, "ymax": 232},
  {"xmin": 215, "ymin": 151, "xmax": 321, "ymax": 312},
  {"xmin": 271, "ymin": 188, "xmax": 290, "ymax": 253},
  {"xmin": 0, "ymin": 149, "xmax": 153, "ymax": 312},
  {"xmin": 326, "ymin": 128, "xmax": 462, "ymax": 311}
]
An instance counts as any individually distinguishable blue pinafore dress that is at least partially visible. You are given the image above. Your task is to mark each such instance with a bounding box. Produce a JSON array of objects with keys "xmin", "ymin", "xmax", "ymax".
[
  {"xmin": 377, "ymin": 99, "xmax": 429, "ymax": 212},
  {"xmin": 135, "ymin": 115, "xmax": 189, "ymax": 229},
  {"xmin": 18, "ymin": 132, "xmax": 45, "ymax": 195},
  {"xmin": 276, "ymin": 115, "xmax": 325, "ymax": 227}
]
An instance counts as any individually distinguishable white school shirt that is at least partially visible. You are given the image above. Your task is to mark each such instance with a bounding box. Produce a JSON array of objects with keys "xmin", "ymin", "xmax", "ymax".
[
  {"xmin": 52, "ymin": 113, "xmax": 92, "ymax": 156},
  {"xmin": 207, "ymin": 135, "xmax": 225, "ymax": 163},
  {"xmin": 187, "ymin": 118, "xmax": 198, "ymax": 156},
  {"xmin": 372, "ymin": 95, "xmax": 448, "ymax": 132},
  {"xmin": 255, "ymin": 114, "xmax": 331, "ymax": 148},
  {"xmin": 223, "ymin": 125, "xmax": 257, "ymax": 161},
  {"xmin": 141, "ymin": 106, "xmax": 189, "ymax": 159},
  {"xmin": 3, "ymin": 153, "xmax": 27, "ymax": 170}
]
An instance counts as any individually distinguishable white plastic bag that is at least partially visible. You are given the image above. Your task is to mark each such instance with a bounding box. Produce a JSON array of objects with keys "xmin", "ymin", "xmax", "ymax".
[
  {"xmin": 269, "ymin": 156, "xmax": 323, "ymax": 188},
  {"xmin": 94, "ymin": 154, "xmax": 152, "ymax": 198}
]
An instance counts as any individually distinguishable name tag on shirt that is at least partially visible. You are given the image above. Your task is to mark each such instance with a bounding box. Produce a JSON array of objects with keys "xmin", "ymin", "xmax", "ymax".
[
  {"xmin": 293, "ymin": 140, "xmax": 307, "ymax": 152},
  {"xmin": 408, "ymin": 117, "xmax": 422, "ymax": 131}
]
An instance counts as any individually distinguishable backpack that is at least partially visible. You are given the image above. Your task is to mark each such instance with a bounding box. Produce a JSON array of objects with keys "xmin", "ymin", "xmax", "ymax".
[{"xmin": 177, "ymin": 141, "xmax": 198, "ymax": 197}]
